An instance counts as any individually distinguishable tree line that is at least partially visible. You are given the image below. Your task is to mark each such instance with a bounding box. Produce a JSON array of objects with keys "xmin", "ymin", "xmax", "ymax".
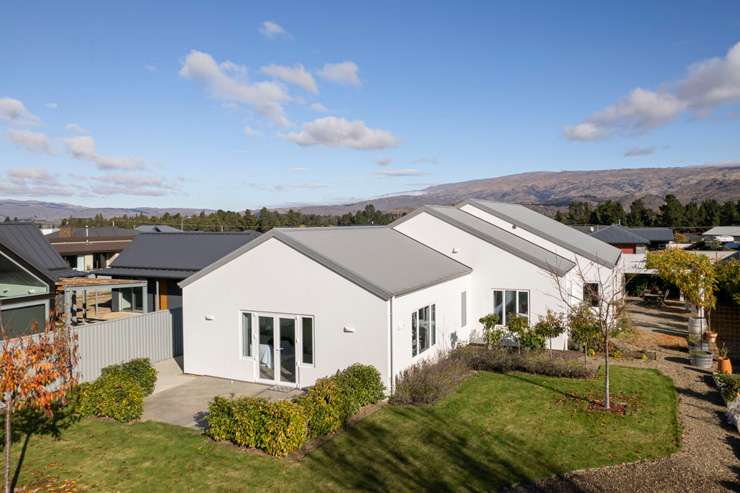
[
  {"xmin": 58, "ymin": 204, "xmax": 402, "ymax": 232},
  {"xmin": 554, "ymin": 195, "xmax": 740, "ymax": 227}
]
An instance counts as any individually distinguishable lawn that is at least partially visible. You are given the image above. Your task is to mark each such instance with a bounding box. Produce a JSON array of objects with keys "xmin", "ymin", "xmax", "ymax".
[{"xmin": 10, "ymin": 366, "xmax": 679, "ymax": 492}]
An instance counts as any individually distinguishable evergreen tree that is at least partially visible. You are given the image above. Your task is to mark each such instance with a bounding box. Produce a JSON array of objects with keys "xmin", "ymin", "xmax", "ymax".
[{"xmin": 658, "ymin": 195, "xmax": 684, "ymax": 227}]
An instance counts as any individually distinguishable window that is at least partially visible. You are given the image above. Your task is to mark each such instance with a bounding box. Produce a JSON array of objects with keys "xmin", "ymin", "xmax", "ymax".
[
  {"xmin": 241, "ymin": 312, "xmax": 253, "ymax": 358},
  {"xmin": 301, "ymin": 317, "xmax": 314, "ymax": 365},
  {"xmin": 461, "ymin": 291, "xmax": 467, "ymax": 327},
  {"xmin": 583, "ymin": 283, "xmax": 599, "ymax": 307},
  {"xmin": 412, "ymin": 304, "xmax": 436, "ymax": 356},
  {"xmin": 492, "ymin": 289, "xmax": 529, "ymax": 326},
  {"xmin": 0, "ymin": 303, "xmax": 47, "ymax": 340}
]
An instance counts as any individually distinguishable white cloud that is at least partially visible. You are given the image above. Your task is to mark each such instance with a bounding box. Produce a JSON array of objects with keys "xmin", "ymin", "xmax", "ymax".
[
  {"xmin": 179, "ymin": 50, "xmax": 292, "ymax": 127},
  {"xmin": 566, "ymin": 41, "xmax": 740, "ymax": 141},
  {"xmin": 260, "ymin": 21, "xmax": 288, "ymax": 39},
  {"xmin": 624, "ymin": 146, "xmax": 656, "ymax": 157},
  {"xmin": 261, "ymin": 64, "xmax": 318, "ymax": 93},
  {"xmin": 317, "ymin": 62, "xmax": 361, "ymax": 87},
  {"xmin": 7, "ymin": 130, "xmax": 53, "ymax": 154},
  {"xmin": 376, "ymin": 157, "xmax": 392, "ymax": 166},
  {"xmin": 45, "ymin": 102, "xmax": 58, "ymax": 109},
  {"xmin": 248, "ymin": 182, "xmax": 326, "ymax": 192},
  {"xmin": 90, "ymin": 173, "xmax": 179, "ymax": 196},
  {"xmin": 309, "ymin": 102, "xmax": 328, "ymax": 113},
  {"xmin": 64, "ymin": 135, "xmax": 144, "ymax": 170},
  {"xmin": 374, "ymin": 168, "xmax": 429, "ymax": 177},
  {"xmin": 0, "ymin": 98, "xmax": 40, "ymax": 125},
  {"xmin": 287, "ymin": 116, "xmax": 398, "ymax": 150},
  {"xmin": 0, "ymin": 167, "xmax": 76, "ymax": 197},
  {"xmin": 65, "ymin": 123, "xmax": 89, "ymax": 134}
]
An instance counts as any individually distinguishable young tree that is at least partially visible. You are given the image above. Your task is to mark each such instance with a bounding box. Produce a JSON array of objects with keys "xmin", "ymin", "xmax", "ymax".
[
  {"xmin": 533, "ymin": 310, "xmax": 567, "ymax": 357},
  {"xmin": 1, "ymin": 308, "xmax": 78, "ymax": 493},
  {"xmin": 549, "ymin": 259, "xmax": 626, "ymax": 410},
  {"xmin": 478, "ymin": 314, "xmax": 503, "ymax": 349}
]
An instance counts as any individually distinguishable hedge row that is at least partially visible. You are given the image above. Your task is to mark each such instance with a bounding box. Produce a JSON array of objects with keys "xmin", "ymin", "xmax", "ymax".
[
  {"xmin": 390, "ymin": 356, "xmax": 470, "ymax": 406},
  {"xmin": 454, "ymin": 346, "xmax": 597, "ymax": 378},
  {"xmin": 76, "ymin": 358, "xmax": 157, "ymax": 422},
  {"xmin": 207, "ymin": 363, "xmax": 385, "ymax": 456}
]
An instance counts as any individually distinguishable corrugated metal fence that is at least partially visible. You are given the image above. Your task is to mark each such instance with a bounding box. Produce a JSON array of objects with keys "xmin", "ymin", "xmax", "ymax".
[{"xmin": 76, "ymin": 308, "xmax": 183, "ymax": 382}]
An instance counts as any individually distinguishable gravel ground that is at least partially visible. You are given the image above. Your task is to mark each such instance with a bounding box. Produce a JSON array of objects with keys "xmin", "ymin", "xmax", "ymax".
[{"xmin": 506, "ymin": 302, "xmax": 740, "ymax": 493}]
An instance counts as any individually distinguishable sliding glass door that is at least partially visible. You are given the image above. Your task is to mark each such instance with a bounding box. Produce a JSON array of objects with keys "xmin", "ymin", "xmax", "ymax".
[
  {"xmin": 278, "ymin": 318, "xmax": 296, "ymax": 384},
  {"xmin": 255, "ymin": 313, "xmax": 303, "ymax": 386}
]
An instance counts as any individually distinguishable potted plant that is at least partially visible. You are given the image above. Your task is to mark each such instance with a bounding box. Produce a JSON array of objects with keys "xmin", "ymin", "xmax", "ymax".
[
  {"xmin": 689, "ymin": 349, "xmax": 714, "ymax": 370},
  {"xmin": 687, "ymin": 334, "xmax": 709, "ymax": 352},
  {"xmin": 718, "ymin": 344, "xmax": 733, "ymax": 375}
]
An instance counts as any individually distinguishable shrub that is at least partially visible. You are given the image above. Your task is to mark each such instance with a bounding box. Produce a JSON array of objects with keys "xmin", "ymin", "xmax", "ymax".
[
  {"xmin": 232, "ymin": 398, "xmax": 269, "ymax": 448},
  {"xmin": 260, "ymin": 400, "xmax": 308, "ymax": 457},
  {"xmin": 533, "ymin": 311, "xmax": 567, "ymax": 354},
  {"xmin": 479, "ymin": 314, "xmax": 504, "ymax": 348},
  {"xmin": 101, "ymin": 358, "xmax": 157, "ymax": 396},
  {"xmin": 454, "ymin": 346, "xmax": 595, "ymax": 379},
  {"xmin": 390, "ymin": 355, "xmax": 470, "ymax": 405},
  {"xmin": 716, "ymin": 373, "xmax": 740, "ymax": 402},
  {"xmin": 334, "ymin": 363, "xmax": 385, "ymax": 410},
  {"xmin": 77, "ymin": 372, "xmax": 144, "ymax": 422},
  {"xmin": 206, "ymin": 396, "xmax": 235, "ymax": 442},
  {"xmin": 297, "ymin": 378, "xmax": 344, "ymax": 438}
]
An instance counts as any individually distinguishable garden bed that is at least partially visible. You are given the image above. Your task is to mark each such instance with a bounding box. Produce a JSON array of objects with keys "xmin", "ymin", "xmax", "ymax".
[{"xmin": 712, "ymin": 373, "xmax": 740, "ymax": 433}]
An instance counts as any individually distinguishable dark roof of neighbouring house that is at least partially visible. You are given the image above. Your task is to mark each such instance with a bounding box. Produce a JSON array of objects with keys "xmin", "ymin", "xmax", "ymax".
[
  {"xmin": 589, "ymin": 225, "xmax": 650, "ymax": 245},
  {"xmin": 572, "ymin": 225, "xmax": 674, "ymax": 244},
  {"xmin": 95, "ymin": 231, "xmax": 261, "ymax": 280},
  {"xmin": 135, "ymin": 224, "xmax": 183, "ymax": 233},
  {"xmin": 0, "ymin": 223, "xmax": 83, "ymax": 281},
  {"xmin": 180, "ymin": 226, "xmax": 473, "ymax": 300},
  {"xmin": 703, "ymin": 226, "xmax": 740, "ymax": 237},
  {"xmin": 459, "ymin": 200, "xmax": 622, "ymax": 268},
  {"xmin": 392, "ymin": 206, "xmax": 575, "ymax": 276},
  {"xmin": 47, "ymin": 226, "xmax": 138, "ymax": 242}
]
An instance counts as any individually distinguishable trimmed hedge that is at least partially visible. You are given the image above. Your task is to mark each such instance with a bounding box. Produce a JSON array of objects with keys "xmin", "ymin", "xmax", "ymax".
[
  {"xmin": 101, "ymin": 358, "xmax": 158, "ymax": 396},
  {"xmin": 76, "ymin": 358, "xmax": 157, "ymax": 422},
  {"xmin": 207, "ymin": 363, "xmax": 385, "ymax": 456},
  {"xmin": 455, "ymin": 347, "xmax": 596, "ymax": 378},
  {"xmin": 77, "ymin": 372, "xmax": 144, "ymax": 422}
]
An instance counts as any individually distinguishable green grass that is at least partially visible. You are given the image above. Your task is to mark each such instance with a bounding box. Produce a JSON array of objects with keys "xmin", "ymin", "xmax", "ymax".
[{"xmin": 10, "ymin": 366, "xmax": 679, "ymax": 492}]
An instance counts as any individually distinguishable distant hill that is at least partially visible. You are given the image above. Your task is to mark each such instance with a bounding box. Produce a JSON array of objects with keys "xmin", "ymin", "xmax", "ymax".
[
  {"xmin": 292, "ymin": 164, "xmax": 740, "ymax": 215},
  {"xmin": 0, "ymin": 199, "xmax": 211, "ymax": 223},
  {"xmin": 1, "ymin": 164, "xmax": 738, "ymax": 222}
]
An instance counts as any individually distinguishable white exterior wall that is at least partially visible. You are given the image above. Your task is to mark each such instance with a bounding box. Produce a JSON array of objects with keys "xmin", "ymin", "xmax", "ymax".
[
  {"xmin": 391, "ymin": 274, "xmax": 471, "ymax": 386},
  {"xmin": 182, "ymin": 238, "xmax": 391, "ymax": 389},
  {"xmin": 460, "ymin": 203, "xmax": 623, "ymax": 309},
  {"xmin": 394, "ymin": 213, "xmax": 569, "ymax": 350}
]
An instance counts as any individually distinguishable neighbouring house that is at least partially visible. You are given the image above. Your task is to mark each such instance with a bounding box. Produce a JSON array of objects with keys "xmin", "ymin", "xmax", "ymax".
[
  {"xmin": 702, "ymin": 226, "xmax": 740, "ymax": 243},
  {"xmin": 179, "ymin": 201, "xmax": 622, "ymax": 391},
  {"xmin": 135, "ymin": 224, "xmax": 183, "ymax": 233},
  {"xmin": 0, "ymin": 223, "xmax": 83, "ymax": 338},
  {"xmin": 95, "ymin": 231, "xmax": 260, "ymax": 312},
  {"xmin": 47, "ymin": 226, "xmax": 138, "ymax": 272},
  {"xmin": 573, "ymin": 224, "xmax": 674, "ymax": 252}
]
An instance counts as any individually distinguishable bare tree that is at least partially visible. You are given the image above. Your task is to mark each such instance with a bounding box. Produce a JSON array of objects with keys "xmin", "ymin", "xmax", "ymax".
[{"xmin": 548, "ymin": 258, "xmax": 626, "ymax": 410}]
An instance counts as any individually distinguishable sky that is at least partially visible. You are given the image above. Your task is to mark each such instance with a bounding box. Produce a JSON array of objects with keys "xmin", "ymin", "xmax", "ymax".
[{"xmin": 1, "ymin": 1, "xmax": 740, "ymax": 210}]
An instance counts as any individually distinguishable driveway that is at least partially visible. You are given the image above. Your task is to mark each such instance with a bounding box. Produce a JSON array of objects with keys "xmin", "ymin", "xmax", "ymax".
[{"xmin": 142, "ymin": 358, "xmax": 304, "ymax": 428}]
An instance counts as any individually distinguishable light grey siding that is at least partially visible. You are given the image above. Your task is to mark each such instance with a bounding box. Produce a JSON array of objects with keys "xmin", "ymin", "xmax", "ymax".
[{"xmin": 76, "ymin": 308, "xmax": 183, "ymax": 382}]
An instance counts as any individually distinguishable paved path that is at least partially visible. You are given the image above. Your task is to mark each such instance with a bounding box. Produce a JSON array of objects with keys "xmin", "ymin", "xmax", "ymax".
[
  {"xmin": 142, "ymin": 359, "xmax": 304, "ymax": 428},
  {"xmin": 509, "ymin": 303, "xmax": 739, "ymax": 493}
]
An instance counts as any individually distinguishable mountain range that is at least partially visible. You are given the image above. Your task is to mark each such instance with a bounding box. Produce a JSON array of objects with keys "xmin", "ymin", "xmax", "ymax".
[{"xmin": 1, "ymin": 164, "xmax": 739, "ymax": 222}]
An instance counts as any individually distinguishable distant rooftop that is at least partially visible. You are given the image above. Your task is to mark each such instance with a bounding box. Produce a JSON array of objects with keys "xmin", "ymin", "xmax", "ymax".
[
  {"xmin": 0, "ymin": 223, "xmax": 83, "ymax": 280},
  {"xmin": 47, "ymin": 226, "xmax": 138, "ymax": 242},
  {"xmin": 135, "ymin": 224, "xmax": 183, "ymax": 233},
  {"xmin": 703, "ymin": 226, "xmax": 740, "ymax": 237}
]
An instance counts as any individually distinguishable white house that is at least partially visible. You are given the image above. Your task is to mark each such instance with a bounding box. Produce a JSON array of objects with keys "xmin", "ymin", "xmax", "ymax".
[
  {"xmin": 179, "ymin": 201, "xmax": 622, "ymax": 392},
  {"xmin": 180, "ymin": 227, "xmax": 472, "ymax": 391}
]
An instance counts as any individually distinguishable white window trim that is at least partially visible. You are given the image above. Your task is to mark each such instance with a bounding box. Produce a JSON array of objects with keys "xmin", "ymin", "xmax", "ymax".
[
  {"xmin": 492, "ymin": 289, "xmax": 530, "ymax": 327},
  {"xmin": 238, "ymin": 310, "xmax": 316, "ymax": 367},
  {"xmin": 411, "ymin": 303, "xmax": 437, "ymax": 358},
  {"xmin": 238, "ymin": 311, "xmax": 255, "ymax": 360},
  {"xmin": 299, "ymin": 315, "xmax": 316, "ymax": 368}
]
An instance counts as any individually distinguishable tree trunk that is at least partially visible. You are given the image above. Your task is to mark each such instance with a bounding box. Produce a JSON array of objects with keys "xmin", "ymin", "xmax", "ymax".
[
  {"xmin": 604, "ymin": 332, "xmax": 610, "ymax": 410},
  {"xmin": 4, "ymin": 397, "xmax": 12, "ymax": 493},
  {"xmin": 549, "ymin": 339, "xmax": 553, "ymax": 359}
]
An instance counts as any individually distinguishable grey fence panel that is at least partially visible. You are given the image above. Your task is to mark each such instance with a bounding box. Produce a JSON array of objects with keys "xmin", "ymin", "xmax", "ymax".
[{"xmin": 75, "ymin": 309, "xmax": 183, "ymax": 382}]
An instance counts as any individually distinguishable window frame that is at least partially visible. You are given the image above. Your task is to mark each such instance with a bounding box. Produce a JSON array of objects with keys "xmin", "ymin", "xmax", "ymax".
[
  {"xmin": 492, "ymin": 289, "xmax": 530, "ymax": 326},
  {"xmin": 239, "ymin": 311, "xmax": 254, "ymax": 359},
  {"xmin": 460, "ymin": 291, "xmax": 467, "ymax": 327},
  {"xmin": 300, "ymin": 316, "xmax": 315, "ymax": 367},
  {"xmin": 411, "ymin": 303, "xmax": 437, "ymax": 357}
]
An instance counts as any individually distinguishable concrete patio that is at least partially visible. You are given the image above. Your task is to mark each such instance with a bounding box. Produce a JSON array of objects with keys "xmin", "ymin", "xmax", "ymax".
[{"xmin": 142, "ymin": 358, "xmax": 304, "ymax": 429}]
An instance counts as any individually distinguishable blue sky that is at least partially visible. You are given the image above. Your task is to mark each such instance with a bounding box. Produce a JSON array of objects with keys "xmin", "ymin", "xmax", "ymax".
[{"xmin": 1, "ymin": 1, "xmax": 740, "ymax": 210}]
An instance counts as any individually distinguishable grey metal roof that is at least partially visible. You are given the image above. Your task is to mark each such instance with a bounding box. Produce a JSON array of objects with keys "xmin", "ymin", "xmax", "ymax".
[
  {"xmin": 108, "ymin": 231, "xmax": 261, "ymax": 272},
  {"xmin": 180, "ymin": 226, "xmax": 472, "ymax": 300},
  {"xmin": 0, "ymin": 223, "xmax": 83, "ymax": 280},
  {"xmin": 47, "ymin": 226, "xmax": 138, "ymax": 240},
  {"xmin": 460, "ymin": 200, "xmax": 621, "ymax": 268},
  {"xmin": 135, "ymin": 224, "xmax": 183, "ymax": 233},
  {"xmin": 625, "ymin": 227, "xmax": 674, "ymax": 243},
  {"xmin": 95, "ymin": 267, "xmax": 198, "ymax": 280},
  {"xmin": 393, "ymin": 206, "xmax": 575, "ymax": 276},
  {"xmin": 703, "ymin": 226, "xmax": 740, "ymax": 236},
  {"xmin": 590, "ymin": 225, "xmax": 649, "ymax": 245}
]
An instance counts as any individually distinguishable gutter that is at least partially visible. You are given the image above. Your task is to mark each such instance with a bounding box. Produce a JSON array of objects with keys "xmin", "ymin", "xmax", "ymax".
[{"xmin": 389, "ymin": 296, "xmax": 395, "ymax": 395}]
